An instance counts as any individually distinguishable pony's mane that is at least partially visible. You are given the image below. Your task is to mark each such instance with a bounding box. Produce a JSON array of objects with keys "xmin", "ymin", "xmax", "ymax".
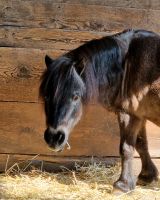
[
  {"xmin": 40, "ymin": 35, "xmax": 123, "ymax": 103},
  {"xmin": 67, "ymin": 36, "xmax": 123, "ymax": 101}
]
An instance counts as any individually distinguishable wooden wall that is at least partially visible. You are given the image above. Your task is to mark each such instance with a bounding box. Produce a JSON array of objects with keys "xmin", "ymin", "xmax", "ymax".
[{"xmin": 0, "ymin": 0, "xmax": 160, "ymax": 172}]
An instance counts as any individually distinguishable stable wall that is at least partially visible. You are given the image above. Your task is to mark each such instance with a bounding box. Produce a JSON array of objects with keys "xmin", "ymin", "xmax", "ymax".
[{"xmin": 0, "ymin": 0, "xmax": 160, "ymax": 171}]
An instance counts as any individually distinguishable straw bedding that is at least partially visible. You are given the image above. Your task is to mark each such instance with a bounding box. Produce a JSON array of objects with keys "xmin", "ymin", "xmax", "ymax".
[{"xmin": 0, "ymin": 162, "xmax": 160, "ymax": 200}]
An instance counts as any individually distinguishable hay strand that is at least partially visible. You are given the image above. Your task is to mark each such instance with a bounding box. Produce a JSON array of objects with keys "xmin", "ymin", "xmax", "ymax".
[{"xmin": 0, "ymin": 161, "xmax": 159, "ymax": 200}]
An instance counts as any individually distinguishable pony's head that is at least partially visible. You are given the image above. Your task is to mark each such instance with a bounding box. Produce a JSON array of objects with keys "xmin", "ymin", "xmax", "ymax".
[
  {"xmin": 40, "ymin": 36, "xmax": 123, "ymax": 152},
  {"xmin": 40, "ymin": 55, "xmax": 86, "ymax": 152}
]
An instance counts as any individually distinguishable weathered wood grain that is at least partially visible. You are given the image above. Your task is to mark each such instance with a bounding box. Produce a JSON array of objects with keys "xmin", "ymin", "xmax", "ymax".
[
  {"xmin": 0, "ymin": 102, "xmax": 120, "ymax": 156},
  {"xmin": 0, "ymin": 0, "xmax": 160, "ymax": 167},
  {"xmin": 0, "ymin": 27, "xmax": 108, "ymax": 50},
  {"xmin": 0, "ymin": 47, "xmax": 64, "ymax": 102},
  {"xmin": 0, "ymin": 102, "xmax": 159, "ymax": 157},
  {"xmin": 50, "ymin": 0, "xmax": 160, "ymax": 10},
  {"xmin": 0, "ymin": 1, "xmax": 154, "ymax": 32}
]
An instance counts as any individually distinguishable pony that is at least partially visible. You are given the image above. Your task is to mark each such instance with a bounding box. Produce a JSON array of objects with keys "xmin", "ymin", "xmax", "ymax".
[{"xmin": 39, "ymin": 29, "xmax": 160, "ymax": 192}]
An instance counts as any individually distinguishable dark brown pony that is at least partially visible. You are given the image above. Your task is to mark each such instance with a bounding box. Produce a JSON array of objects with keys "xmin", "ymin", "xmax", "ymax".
[{"xmin": 40, "ymin": 29, "xmax": 160, "ymax": 192}]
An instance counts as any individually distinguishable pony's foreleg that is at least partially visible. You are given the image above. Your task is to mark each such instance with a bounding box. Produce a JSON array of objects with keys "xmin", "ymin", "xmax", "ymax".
[
  {"xmin": 136, "ymin": 121, "xmax": 159, "ymax": 185},
  {"xmin": 114, "ymin": 112, "xmax": 142, "ymax": 192}
]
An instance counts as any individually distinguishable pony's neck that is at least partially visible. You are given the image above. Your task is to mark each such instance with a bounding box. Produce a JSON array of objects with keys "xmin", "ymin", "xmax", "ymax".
[
  {"xmin": 66, "ymin": 32, "xmax": 137, "ymax": 106},
  {"xmin": 75, "ymin": 37, "xmax": 124, "ymax": 104},
  {"xmin": 70, "ymin": 29, "xmax": 158, "ymax": 108}
]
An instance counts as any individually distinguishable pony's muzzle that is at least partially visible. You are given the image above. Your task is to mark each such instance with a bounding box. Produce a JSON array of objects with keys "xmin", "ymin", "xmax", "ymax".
[{"xmin": 44, "ymin": 128, "xmax": 65, "ymax": 151}]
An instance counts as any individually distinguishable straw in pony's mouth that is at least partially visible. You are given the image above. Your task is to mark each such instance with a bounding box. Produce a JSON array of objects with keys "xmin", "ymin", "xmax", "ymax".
[
  {"xmin": 66, "ymin": 142, "xmax": 71, "ymax": 150},
  {"xmin": 47, "ymin": 142, "xmax": 71, "ymax": 152}
]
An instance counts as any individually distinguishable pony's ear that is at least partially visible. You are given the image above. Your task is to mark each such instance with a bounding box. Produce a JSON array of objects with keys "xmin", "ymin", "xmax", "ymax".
[
  {"xmin": 45, "ymin": 55, "xmax": 54, "ymax": 68},
  {"xmin": 74, "ymin": 59, "xmax": 85, "ymax": 76}
]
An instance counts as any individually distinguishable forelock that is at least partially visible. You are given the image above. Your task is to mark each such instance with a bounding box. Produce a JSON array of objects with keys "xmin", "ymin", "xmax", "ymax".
[{"xmin": 40, "ymin": 56, "xmax": 85, "ymax": 102}]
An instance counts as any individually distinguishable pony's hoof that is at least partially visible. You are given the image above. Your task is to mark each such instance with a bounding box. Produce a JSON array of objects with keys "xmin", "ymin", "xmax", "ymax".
[
  {"xmin": 113, "ymin": 179, "xmax": 136, "ymax": 192},
  {"xmin": 137, "ymin": 174, "xmax": 159, "ymax": 186},
  {"xmin": 112, "ymin": 188, "xmax": 125, "ymax": 196}
]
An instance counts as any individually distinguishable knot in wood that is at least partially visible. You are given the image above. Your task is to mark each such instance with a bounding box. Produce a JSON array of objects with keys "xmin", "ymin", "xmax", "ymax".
[{"xmin": 18, "ymin": 65, "xmax": 31, "ymax": 78}]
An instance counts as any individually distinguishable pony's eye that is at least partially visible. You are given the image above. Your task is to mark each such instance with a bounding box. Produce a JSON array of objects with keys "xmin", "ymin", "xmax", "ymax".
[
  {"xmin": 44, "ymin": 96, "xmax": 49, "ymax": 101},
  {"xmin": 72, "ymin": 95, "xmax": 79, "ymax": 101}
]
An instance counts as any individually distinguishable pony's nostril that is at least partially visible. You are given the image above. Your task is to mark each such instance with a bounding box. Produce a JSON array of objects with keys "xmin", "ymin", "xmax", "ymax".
[
  {"xmin": 56, "ymin": 131, "xmax": 65, "ymax": 145},
  {"xmin": 44, "ymin": 129, "xmax": 65, "ymax": 148},
  {"xmin": 44, "ymin": 129, "xmax": 52, "ymax": 145}
]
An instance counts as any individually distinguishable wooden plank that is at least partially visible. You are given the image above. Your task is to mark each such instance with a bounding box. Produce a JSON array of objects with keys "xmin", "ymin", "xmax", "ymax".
[
  {"xmin": 0, "ymin": 1, "xmax": 152, "ymax": 32},
  {"xmin": 1, "ymin": 0, "xmax": 159, "ymax": 16},
  {"xmin": 0, "ymin": 47, "xmax": 64, "ymax": 102},
  {"xmin": 0, "ymin": 102, "xmax": 159, "ymax": 157},
  {"xmin": 0, "ymin": 27, "xmax": 108, "ymax": 50},
  {"xmin": 148, "ymin": 0, "xmax": 160, "ymax": 10},
  {"xmin": 148, "ymin": 9, "xmax": 160, "ymax": 33},
  {"xmin": 0, "ymin": 154, "xmax": 159, "ymax": 175},
  {"xmin": 0, "ymin": 154, "xmax": 119, "ymax": 172},
  {"xmin": 47, "ymin": 0, "xmax": 152, "ymax": 9},
  {"xmin": 0, "ymin": 102, "xmax": 120, "ymax": 157}
]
